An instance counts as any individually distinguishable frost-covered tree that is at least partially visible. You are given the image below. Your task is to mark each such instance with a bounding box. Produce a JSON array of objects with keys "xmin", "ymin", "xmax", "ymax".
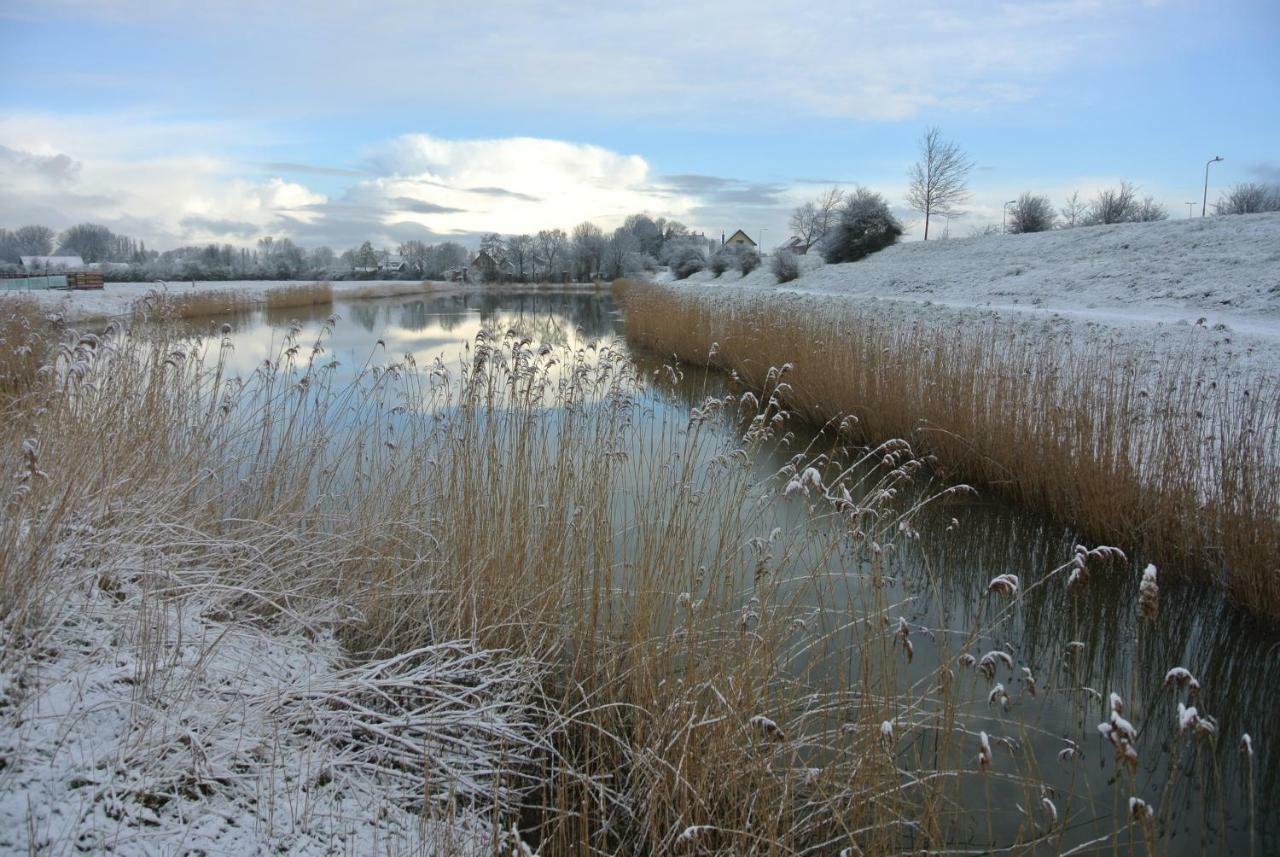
[
  {"xmin": 1084, "ymin": 182, "xmax": 1138, "ymax": 225},
  {"xmin": 1059, "ymin": 191, "xmax": 1086, "ymax": 228},
  {"xmin": 737, "ymin": 247, "xmax": 761, "ymax": 276},
  {"xmin": 1007, "ymin": 193, "xmax": 1056, "ymax": 234},
  {"xmin": 905, "ymin": 127, "xmax": 973, "ymax": 240},
  {"xmin": 507, "ymin": 234, "xmax": 535, "ymax": 280},
  {"xmin": 398, "ymin": 240, "xmax": 430, "ymax": 275},
  {"xmin": 1215, "ymin": 183, "xmax": 1280, "ymax": 215},
  {"xmin": 788, "ymin": 187, "xmax": 844, "ymax": 252},
  {"xmin": 11, "ymin": 225, "xmax": 56, "ymax": 256},
  {"xmin": 534, "ymin": 228, "xmax": 568, "ymax": 280},
  {"xmin": 57, "ymin": 223, "xmax": 115, "ymax": 262},
  {"xmin": 1132, "ymin": 195, "xmax": 1168, "ymax": 222},
  {"xmin": 661, "ymin": 236, "xmax": 706, "ymax": 280},
  {"xmin": 571, "ymin": 221, "xmax": 607, "ymax": 279},
  {"xmin": 823, "ymin": 187, "xmax": 903, "ymax": 263}
]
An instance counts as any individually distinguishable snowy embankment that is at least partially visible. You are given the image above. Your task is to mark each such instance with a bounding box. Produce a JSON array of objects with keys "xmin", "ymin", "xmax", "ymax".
[
  {"xmin": 2, "ymin": 280, "xmax": 447, "ymax": 323},
  {"xmin": 0, "ymin": 530, "xmax": 542, "ymax": 856},
  {"xmin": 682, "ymin": 211, "xmax": 1280, "ymax": 344}
]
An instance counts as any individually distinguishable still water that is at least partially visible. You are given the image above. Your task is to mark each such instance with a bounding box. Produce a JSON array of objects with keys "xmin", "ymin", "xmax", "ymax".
[{"xmin": 207, "ymin": 288, "xmax": 1277, "ymax": 855}]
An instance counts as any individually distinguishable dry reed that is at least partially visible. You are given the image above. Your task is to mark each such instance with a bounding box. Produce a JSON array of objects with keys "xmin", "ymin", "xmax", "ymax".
[
  {"xmin": 0, "ymin": 311, "xmax": 1254, "ymax": 854},
  {"xmin": 620, "ymin": 279, "xmax": 1280, "ymax": 614}
]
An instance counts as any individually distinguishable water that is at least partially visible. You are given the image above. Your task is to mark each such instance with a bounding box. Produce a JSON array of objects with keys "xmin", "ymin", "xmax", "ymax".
[{"xmin": 207, "ymin": 288, "xmax": 1279, "ymax": 854}]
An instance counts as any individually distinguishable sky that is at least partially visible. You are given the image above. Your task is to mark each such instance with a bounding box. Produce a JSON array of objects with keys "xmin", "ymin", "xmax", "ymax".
[{"xmin": 1, "ymin": 0, "xmax": 1277, "ymax": 250}]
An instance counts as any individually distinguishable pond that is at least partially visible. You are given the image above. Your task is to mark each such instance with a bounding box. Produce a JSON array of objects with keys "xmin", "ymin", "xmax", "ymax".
[{"xmin": 205, "ymin": 287, "xmax": 1278, "ymax": 854}]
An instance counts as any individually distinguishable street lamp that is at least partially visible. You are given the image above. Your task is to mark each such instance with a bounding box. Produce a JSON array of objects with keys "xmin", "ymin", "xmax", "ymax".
[
  {"xmin": 1202, "ymin": 156, "xmax": 1223, "ymax": 217},
  {"xmin": 1002, "ymin": 200, "xmax": 1017, "ymax": 234},
  {"xmin": 1185, "ymin": 202, "xmax": 1196, "ymax": 218},
  {"xmin": 759, "ymin": 228, "xmax": 767, "ymax": 253}
]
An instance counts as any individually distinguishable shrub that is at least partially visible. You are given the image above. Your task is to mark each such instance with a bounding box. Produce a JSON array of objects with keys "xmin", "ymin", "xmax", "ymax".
[
  {"xmin": 708, "ymin": 250, "xmax": 732, "ymax": 277},
  {"xmin": 1008, "ymin": 193, "xmax": 1056, "ymax": 233},
  {"xmin": 1216, "ymin": 183, "xmax": 1280, "ymax": 215},
  {"xmin": 737, "ymin": 248, "xmax": 761, "ymax": 276},
  {"xmin": 771, "ymin": 250, "xmax": 801, "ymax": 283},
  {"xmin": 822, "ymin": 187, "xmax": 904, "ymax": 263},
  {"xmin": 1083, "ymin": 182, "xmax": 1167, "ymax": 225}
]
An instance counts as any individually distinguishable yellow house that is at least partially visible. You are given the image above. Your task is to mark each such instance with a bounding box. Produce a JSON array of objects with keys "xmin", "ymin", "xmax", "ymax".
[{"xmin": 723, "ymin": 229, "xmax": 757, "ymax": 249}]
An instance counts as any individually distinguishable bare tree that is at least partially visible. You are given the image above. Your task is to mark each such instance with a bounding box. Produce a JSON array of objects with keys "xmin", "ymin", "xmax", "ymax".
[
  {"xmin": 534, "ymin": 228, "xmax": 567, "ymax": 280},
  {"xmin": 905, "ymin": 127, "xmax": 973, "ymax": 240},
  {"xmin": 1059, "ymin": 191, "xmax": 1086, "ymax": 228},
  {"xmin": 507, "ymin": 234, "xmax": 535, "ymax": 280},
  {"xmin": 1215, "ymin": 183, "xmax": 1280, "ymax": 215},
  {"xmin": 571, "ymin": 221, "xmax": 607, "ymax": 279},
  {"xmin": 1007, "ymin": 193, "xmax": 1056, "ymax": 234},
  {"xmin": 788, "ymin": 187, "xmax": 845, "ymax": 251},
  {"xmin": 1084, "ymin": 182, "xmax": 1139, "ymax": 225},
  {"xmin": 12, "ymin": 225, "xmax": 55, "ymax": 256}
]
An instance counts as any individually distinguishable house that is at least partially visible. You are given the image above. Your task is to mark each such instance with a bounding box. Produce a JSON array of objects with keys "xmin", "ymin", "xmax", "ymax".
[
  {"xmin": 782, "ymin": 236, "xmax": 809, "ymax": 255},
  {"xmin": 722, "ymin": 230, "xmax": 757, "ymax": 249},
  {"xmin": 381, "ymin": 254, "xmax": 408, "ymax": 273},
  {"xmin": 21, "ymin": 255, "xmax": 85, "ymax": 271},
  {"xmin": 471, "ymin": 250, "xmax": 514, "ymax": 283}
]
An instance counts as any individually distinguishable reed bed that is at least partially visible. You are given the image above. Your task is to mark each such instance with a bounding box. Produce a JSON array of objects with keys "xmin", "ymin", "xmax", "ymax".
[
  {"xmin": 129, "ymin": 280, "xmax": 335, "ymax": 322},
  {"xmin": 0, "ymin": 314, "xmax": 1255, "ymax": 854},
  {"xmin": 619, "ymin": 279, "xmax": 1280, "ymax": 614}
]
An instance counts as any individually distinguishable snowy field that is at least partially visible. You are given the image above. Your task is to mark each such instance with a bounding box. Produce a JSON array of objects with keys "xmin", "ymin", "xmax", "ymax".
[
  {"xmin": 679, "ymin": 212, "xmax": 1280, "ymax": 339},
  {"xmin": 0, "ymin": 280, "xmax": 445, "ymax": 322}
]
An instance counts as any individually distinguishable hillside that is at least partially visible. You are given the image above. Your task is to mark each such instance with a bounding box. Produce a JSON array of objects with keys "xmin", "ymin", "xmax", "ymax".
[{"xmin": 681, "ymin": 212, "xmax": 1280, "ymax": 336}]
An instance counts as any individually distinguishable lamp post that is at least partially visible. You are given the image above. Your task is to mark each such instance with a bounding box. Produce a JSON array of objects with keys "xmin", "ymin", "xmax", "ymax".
[
  {"xmin": 1202, "ymin": 156, "xmax": 1223, "ymax": 217},
  {"xmin": 1002, "ymin": 200, "xmax": 1017, "ymax": 234},
  {"xmin": 759, "ymin": 228, "xmax": 767, "ymax": 254},
  {"xmin": 1185, "ymin": 202, "xmax": 1196, "ymax": 218}
]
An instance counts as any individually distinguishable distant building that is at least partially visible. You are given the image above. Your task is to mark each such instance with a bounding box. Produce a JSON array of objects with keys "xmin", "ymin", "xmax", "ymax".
[
  {"xmin": 471, "ymin": 250, "xmax": 514, "ymax": 283},
  {"xmin": 21, "ymin": 255, "xmax": 85, "ymax": 271},
  {"xmin": 381, "ymin": 254, "xmax": 408, "ymax": 273},
  {"xmin": 722, "ymin": 230, "xmax": 757, "ymax": 249},
  {"xmin": 782, "ymin": 236, "xmax": 809, "ymax": 255}
]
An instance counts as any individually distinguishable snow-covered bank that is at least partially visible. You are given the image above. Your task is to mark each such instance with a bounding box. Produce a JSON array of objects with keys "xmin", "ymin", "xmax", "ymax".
[
  {"xmin": 0, "ymin": 529, "xmax": 543, "ymax": 856},
  {"xmin": 680, "ymin": 211, "xmax": 1280, "ymax": 338},
  {"xmin": 0, "ymin": 280, "xmax": 448, "ymax": 323}
]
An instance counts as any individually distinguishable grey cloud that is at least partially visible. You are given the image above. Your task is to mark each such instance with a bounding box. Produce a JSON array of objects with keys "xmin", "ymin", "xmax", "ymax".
[
  {"xmin": 658, "ymin": 173, "xmax": 788, "ymax": 207},
  {"xmin": 180, "ymin": 215, "xmax": 260, "ymax": 239},
  {"xmin": 1247, "ymin": 162, "xmax": 1280, "ymax": 184},
  {"xmin": 262, "ymin": 161, "xmax": 370, "ymax": 177},
  {"xmin": 464, "ymin": 186, "xmax": 541, "ymax": 202},
  {"xmin": 0, "ymin": 144, "xmax": 82, "ymax": 184},
  {"xmin": 391, "ymin": 196, "xmax": 466, "ymax": 214}
]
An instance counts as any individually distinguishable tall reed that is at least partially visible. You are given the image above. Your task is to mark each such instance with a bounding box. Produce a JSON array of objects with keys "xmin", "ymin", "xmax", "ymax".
[
  {"xmin": 620, "ymin": 280, "xmax": 1280, "ymax": 614},
  {"xmin": 0, "ymin": 313, "xmax": 1252, "ymax": 854}
]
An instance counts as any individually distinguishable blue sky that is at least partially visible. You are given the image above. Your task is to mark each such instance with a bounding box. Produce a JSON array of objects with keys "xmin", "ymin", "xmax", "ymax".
[{"xmin": 1, "ymin": 0, "xmax": 1277, "ymax": 249}]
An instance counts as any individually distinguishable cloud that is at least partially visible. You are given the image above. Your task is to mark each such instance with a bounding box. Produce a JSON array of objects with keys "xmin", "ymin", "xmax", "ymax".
[
  {"xmin": 1247, "ymin": 162, "xmax": 1280, "ymax": 184},
  {"xmin": 179, "ymin": 215, "xmax": 260, "ymax": 239},
  {"xmin": 0, "ymin": 117, "xmax": 326, "ymax": 247},
  {"xmin": 10, "ymin": 1, "xmax": 1171, "ymax": 123},
  {"xmin": 262, "ymin": 161, "xmax": 370, "ymax": 177}
]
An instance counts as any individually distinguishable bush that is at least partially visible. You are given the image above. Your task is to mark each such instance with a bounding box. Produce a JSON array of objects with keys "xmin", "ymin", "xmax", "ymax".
[
  {"xmin": 822, "ymin": 187, "xmax": 904, "ymax": 263},
  {"xmin": 737, "ymin": 248, "xmax": 761, "ymax": 276},
  {"xmin": 709, "ymin": 250, "xmax": 732, "ymax": 277},
  {"xmin": 1083, "ymin": 181, "xmax": 1167, "ymax": 225},
  {"xmin": 1216, "ymin": 183, "xmax": 1280, "ymax": 215},
  {"xmin": 1007, "ymin": 193, "xmax": 1056, "ymax": 234},
  {"xmin": 771, "ymin": 251, "xmax": 800, "ymax": 283}
]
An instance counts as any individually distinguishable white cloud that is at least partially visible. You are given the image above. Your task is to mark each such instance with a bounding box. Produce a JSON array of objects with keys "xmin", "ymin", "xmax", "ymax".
[{"xmin": 0, "ymin": 113, "xmax": 323, "ymax": 246}]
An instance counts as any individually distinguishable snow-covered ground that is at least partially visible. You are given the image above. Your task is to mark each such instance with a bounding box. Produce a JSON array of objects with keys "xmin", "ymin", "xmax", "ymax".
[
  {"xmin": 0, "ymin": 525, "xmax": 542, "ymax": 856},
  {"xmin": 0, "ymin": 280, "xmax": 450, "ymax": 323},
  {"xmin": 680, "ymin": 212, "xmax": 1280, "ymax": 339}
]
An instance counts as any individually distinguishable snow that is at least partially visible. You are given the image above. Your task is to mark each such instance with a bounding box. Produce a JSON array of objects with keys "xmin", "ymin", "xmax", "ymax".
[
  {"xmin": 0, "ymin": 280, "xmax": 454, "ymax": 324},
  {"xmin": 678, "ymin": 212, "xmax": 1280, "ymax": 339},
  {"xmin": 0, "ymin": 526, "xmax": 542, "ymax": 856}
]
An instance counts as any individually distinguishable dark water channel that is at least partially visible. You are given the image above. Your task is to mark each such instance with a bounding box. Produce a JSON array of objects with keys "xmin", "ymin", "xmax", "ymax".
[{"xmin": 205, "ymin": 288, "xmax": 1278, "ymax": 855}]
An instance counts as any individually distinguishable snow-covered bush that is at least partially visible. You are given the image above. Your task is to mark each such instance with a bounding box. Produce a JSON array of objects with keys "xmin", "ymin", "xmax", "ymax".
[
  {"xmin": 771, "ymin": 250, "xmax": 801, "ymax": 283},
  {"xmin": 822, "ymin": 187, "xmax": 904, "ymax": 263},
  {"xmin": 738, "ymin": 248, "xmax": 761, "ymax": 276},
  {"xmin": 1216, "ymin": 183, "xmax": 1280, "ymax": 215},
  {"xmin": 1008, "ymin": 193, "xmax": 1056, "ymax": 233},
  {"xmin": 662, "ymin": 237, "xmax": 707, "ymax": 280},
  {"xmin": 1084, "ymin": 182, "xmax": 1168, "ymax": 225},
  {"xmin": 709, "ymin": 249, "xmax": 733, "ymax": 277}
]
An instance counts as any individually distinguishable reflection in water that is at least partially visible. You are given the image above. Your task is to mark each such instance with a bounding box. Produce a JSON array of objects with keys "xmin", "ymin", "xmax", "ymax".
[{"xmin": 205, "ymin": 288, "xmax": 1276, "ymax": 854}]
